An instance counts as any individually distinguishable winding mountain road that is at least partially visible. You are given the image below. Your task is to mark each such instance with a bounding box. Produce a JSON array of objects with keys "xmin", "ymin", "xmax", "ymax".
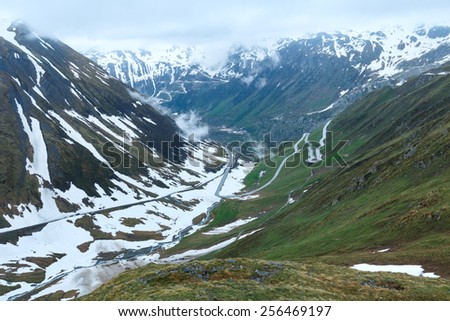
[
  {"xmin": 217, "ymin": 133, "xmax": 308, "ymax": 199},
  {"xmin": 0, "ymin": 170, "xmax": 225, "ymax": 239}
]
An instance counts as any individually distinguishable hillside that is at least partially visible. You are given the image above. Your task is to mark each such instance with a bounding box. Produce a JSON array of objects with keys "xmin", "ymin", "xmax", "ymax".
[
  {"xmin": 83, "ymin": 62, "xmax": 450, "ymax": 300},
  {"xmin": 0, "ymin": 22, "xmax": 247, "ymax": 301},
  {"xmin": 0, "ymin": 22, "xmax": 179, "ymax": 222},
  {"xmin": 206, "ymin": 64, "xmax": 450, "ymax": 275},
  {"xmin": 81, "ymin": 259, "xmax": 450, "ymax": 301}
]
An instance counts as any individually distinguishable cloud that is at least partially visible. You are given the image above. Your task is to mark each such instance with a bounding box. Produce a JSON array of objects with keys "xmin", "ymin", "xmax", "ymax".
[
  {"xmin": 256, "ymin": 78, "xmax": 267, "ymax": 89},
  {"xmin": 127, "ymin": 89, "xmax": 172, "ymax": 114},
  {"xmin": 241, "ymin": 75, "xmax": 255, "ymax": 86},
  {"xmin": 128, "ymin": 90, "xmax": 209, "ymax": 140},
  {"xmin": 128, "ymin": 89, "xmax": 157, "ymax": 105},
  {"xmin": 174, "ymin": 111, "xmax": 209, "ymax": 141},
  {"xmin": 1, "ymin": 0, "xmax": 449, "ymax": 54}
]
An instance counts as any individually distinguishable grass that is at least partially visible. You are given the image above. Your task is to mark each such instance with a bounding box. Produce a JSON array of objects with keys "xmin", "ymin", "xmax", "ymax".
[
  {"xmin": 75, "ymin": 214, "xmax": 164, "ymax": 242},
  {"xmin": 0, "ymin": 269, "xmax": 46, "ymax": 283},
  {"xmin": 0, "ymin": 284, "xmax": 21, "ymax": 296},
  {"xmin": 79, "ymin": 259, "xmax": 450, "ymax": 301},
  {"xmin": 207, "ymin": 202, "xmax": 240, "ymax": 228},
  {"xmin": 0, "ymin": 214, "xmax": 11, "ymax": 228},
  {"xmin": 120, "ymin": 217, "xmax": 145, "ymax": 227},
  {"xmin": 214, "ymin": 153, "xmax": 449, "ymax": 274},
  {"xmin": 25, "ymin": 254, "xmax": 65, "ymax": 269},
  {"xmin": 205, "ymin": 73, "xmax": 450, "ymax": 279},
  {"xmin": 34, "ymin": 290, "xmax": 79, "ymax": 301}
]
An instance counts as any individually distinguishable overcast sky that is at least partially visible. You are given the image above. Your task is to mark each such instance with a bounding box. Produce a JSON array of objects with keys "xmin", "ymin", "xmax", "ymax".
[{"xmin": 1, "ymin": 0, "xmax": 450, "ymax": 52}]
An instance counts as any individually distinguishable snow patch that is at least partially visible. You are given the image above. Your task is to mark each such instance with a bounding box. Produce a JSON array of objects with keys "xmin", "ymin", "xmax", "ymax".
[
  {"xmin": 49, "ymin": 111, "xmax": 109, "ymax": 165},
  {"xmin": 143, "ymin": 117, "xmax": 157, "ymax": 125},
  {"xmin": 307, "ymin": 103, "xmax": 335, "ymax": 115},
  {"xmin": 203, "ymin": 217, "xmax": 257, "ymax": 235},
  {"xmin": 351, "ymin": 264, "xmax": 439, "ymax": 278},
  {"xmin": 161, "ymin": 229, "xmax": 263, "ymax": 263},
  {"xmin": 15, "ymin": 99, "xmax": 50, "ymax": 182}
]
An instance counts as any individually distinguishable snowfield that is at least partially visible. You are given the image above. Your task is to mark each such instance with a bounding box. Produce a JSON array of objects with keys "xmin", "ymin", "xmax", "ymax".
[{"xmin": 0, "ymin": 148, "xmax": 252, "ymax": 300}]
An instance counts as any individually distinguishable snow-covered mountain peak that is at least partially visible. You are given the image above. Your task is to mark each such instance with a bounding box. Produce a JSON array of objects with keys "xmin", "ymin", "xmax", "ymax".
[
  {"xmin": 87, "ymin": 23, "xmax": 450, "ymax": 141},
  {"xmin": 90, "ymin": 24, "xmax": 450, "ymax": 87},
  {"xmin": 87, "ymin": 45, "xmax": 208, "ymax": 74}
]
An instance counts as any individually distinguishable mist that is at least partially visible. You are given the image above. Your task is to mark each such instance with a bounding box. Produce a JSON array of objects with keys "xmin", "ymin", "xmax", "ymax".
[
  {"xmin": 174, "ymin": 111, "xmax": 209, "ymax": 141},
  {"xmin": 128, "ymin": 86, "xmax": 209, "ymax": 141}
]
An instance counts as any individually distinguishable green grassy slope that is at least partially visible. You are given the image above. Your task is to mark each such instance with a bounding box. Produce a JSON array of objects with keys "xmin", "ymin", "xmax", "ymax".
[
  {"xmin": 208, "ymin": 66, "xmax": 450, "ymax": 277},
  {"xmin": 80, "ymin": 259, "xmax": 450, "ymax": 301}
]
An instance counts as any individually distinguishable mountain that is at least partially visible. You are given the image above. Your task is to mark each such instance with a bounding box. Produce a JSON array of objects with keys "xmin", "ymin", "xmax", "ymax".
[
  {"xmin": 2, "ymin": 21, "xmax": 449, "ymax": 301},
  {"xmin": 89, "ymin": 25, "xmax": 450, "ymax": 141},
  {"xmin": 85, "ymin": 46, "xmax": 217, "ymax": 104},
  {"xmin": 0, "ymin": 22, "xmax": 179, "ymax": 222},
  {"xmin": 0, "ymin": 22, "xmax": 247, "ymax": 300},
  {"xmin": 81, "ymin": 259, "xmax": 450, "ymax": 301},
  {"xmin": 84, "ymin": 61, "xmax": 450, "ymax": 301}
]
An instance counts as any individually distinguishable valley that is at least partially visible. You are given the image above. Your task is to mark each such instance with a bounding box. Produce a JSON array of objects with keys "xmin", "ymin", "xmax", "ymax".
[
  {"xmin": 84, "ymin": 62, "xmax": 450, "ymax": 300},
  {"xmin": 0, "ymin": 20, "xmax": 449, "ymax": 301},
  {"xmin": 89, "ymin": 25, "xmax": 450, "ymax": 141}
]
